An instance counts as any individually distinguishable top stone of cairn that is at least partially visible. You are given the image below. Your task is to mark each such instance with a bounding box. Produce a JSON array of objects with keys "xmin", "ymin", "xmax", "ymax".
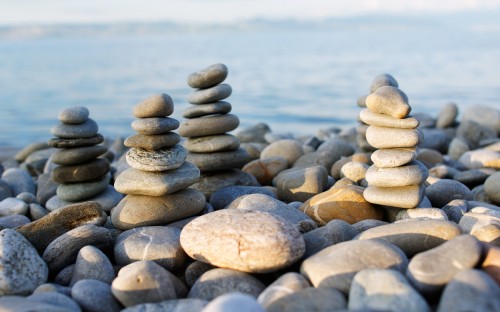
[
  {"xmin": 366, "ymin": 86, "xmax": 411, "ymax": 119},
  {"xmin": 133, "ymin": 94, "xmax": 174, "ymax": 118},
  {"xmin": 187, "ymin": 63, "xmax": 228, "ymax": 89}
]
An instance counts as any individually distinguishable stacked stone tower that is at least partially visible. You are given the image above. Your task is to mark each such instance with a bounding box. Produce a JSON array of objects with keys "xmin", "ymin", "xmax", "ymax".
[
  {"xmin": 48, "ymin": 107, "xmax": 112, "ymax": 207},
  {"xmin": 178, "ymin": 63, "xmax": 253, "ymax": 198},
  {"xmin": 112, "ymin": 94, "xmax": 205, "ymax": 230},
  {"xmin": 360, "ymin": 86, "xmax": 429, "ymax": 208}
]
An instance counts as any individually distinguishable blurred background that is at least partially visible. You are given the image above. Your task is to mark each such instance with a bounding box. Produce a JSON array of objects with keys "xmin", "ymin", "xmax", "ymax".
[{"xmin": 1, "ymin": 0, "xmax": 499, "ymax": 147}]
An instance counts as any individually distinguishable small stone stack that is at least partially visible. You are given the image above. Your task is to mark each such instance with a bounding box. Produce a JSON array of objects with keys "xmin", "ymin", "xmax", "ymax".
[
  {"xmin": 48, "ymin": 107, "xmax": 112, "ymax": 207},
  {"xmin": 112, "ymin": 94, "xmax": 205, "ymax": 230},
  {"xmin": 360, "ymin": 86, "xmax": 429, "ymax": 209},
  {"xmin": 179, "ymin": 63, "xmax": 254, "ymax": 198},
  {"xmin": 356, "ymin": 74, "xmax": 399, "ymax": 152}
]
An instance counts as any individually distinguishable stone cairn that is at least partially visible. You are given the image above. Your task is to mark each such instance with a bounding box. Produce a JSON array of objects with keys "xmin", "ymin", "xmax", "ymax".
[
  {"xmin": 48, "ymin": 107, "xmax": 112, "ymax": 208},
  {"xmin": 360, "ymin": 85, "xmax": 429, "ymax": 208},
  {"xmin": 111, "ymin": 94, "xmax": 205, "ymax": 230},
  {"xmin": 179, "ymin": 63, "xmax": 253, "ymax": 198},
  {"xmin": 356, "ymin": 74, "xmax": 399, "ymax": 152}
]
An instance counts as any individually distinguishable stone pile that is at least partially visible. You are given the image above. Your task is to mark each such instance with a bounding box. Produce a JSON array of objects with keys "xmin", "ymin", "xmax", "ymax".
[
  {"xmin": 356, "ymin": 74, "xmax": 399, "ymax": 151},
  {"xmin": 179, "ymin": 63, "xmax": 255, "ymax": 198},
  {"xmin": 112, "ymin": 93, "xmax": 205, "ymax": 230},
  {"xmin": 47, "ymin": 107, "xmax": 116, "ymax": 209},
  {"xmin": 360, "ymin": 86, "xmax": 429, "ymax": 208}
]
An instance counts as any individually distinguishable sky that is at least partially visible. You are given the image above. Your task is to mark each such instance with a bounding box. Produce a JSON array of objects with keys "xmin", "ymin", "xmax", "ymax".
[{"xmin": 0, "ymin": 0, "xmax": 499, "ymax": 25}]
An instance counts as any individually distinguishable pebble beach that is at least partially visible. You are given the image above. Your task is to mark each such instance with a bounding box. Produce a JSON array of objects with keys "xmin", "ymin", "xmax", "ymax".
[{"xmin": 0, "ymin": 63, "xmax": 499, "ymax": 312}]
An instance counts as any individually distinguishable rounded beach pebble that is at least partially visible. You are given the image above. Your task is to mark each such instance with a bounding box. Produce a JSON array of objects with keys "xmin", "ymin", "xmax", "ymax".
[
  {"xmin": 187, "ymin": 83, "xmax": 232, "ymax": 104},
  {"xmin": 180, "ymin": 209, "xmax": 305, "ymax": 273},
  {"xmin": 366, "ymin": 85, "xmax": 410, "ymax": 118},
  {"xmin": 187, "ymin": 63, "xmax": 228, "ymax": 89},
  {"xmin": 126, "ymin": 145, "xmax": 187, "ymax": 172},
  {"xmin": 51, "ymin": 118, "xmax": 99, "ymax": 139},
  {"xmin": 58, "ymin": 106, "xmax": 89, "ymax": 124},
  {"xmin": 133, "ymin": 93, "xmax": 173, "ymax": 118}
]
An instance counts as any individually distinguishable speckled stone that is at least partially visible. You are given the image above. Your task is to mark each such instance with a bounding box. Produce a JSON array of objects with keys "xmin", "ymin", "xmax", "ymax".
[
  {"xmin": 126, "ymin": 145, "xmax": 186, "ymax": 172},
  {"xmin": 131, "ymin": 117, "xmax": 179, "ymax": 135},
  {"xmin": 122, "ymin": 299, "xmax": 208, "ymax": 312},
  {"xmin": 366, "ymin": 86, "xmax": 410, "ymax": 119},
  {"xmin": 133, "ymin": 93, "xmax": 173, "ymax": 118},
  {"xmin": 178, "ymin": 114, "xmax": 239, "ymax": 138},
  {"xmin": 58, "ymin": 106, "xmax": 89, "ymax": 124},
  {"xmin": 187, "ymin": 83, "xmax": 232, "ymax": 104},
  {"xmin": 51, "ymin": 118, "xmax": 99, "ymax": 139},
  {"xmin": 180, "ymin": 209, "xmax": 305, "ymax": 273},
  {"xmin": 124, "ymin": 132, "xmax": 181, "ymax": 150},
  {"xmin": 366, "ymin": 126, "xmax": 423, "ymax": 149},
  {"xmin": 183, "ymin": 101, "xmax": 232, "ymax": 118},
  {"xmin": 187, "ymin": 63, "xmax": 228, "ymax": 89}
]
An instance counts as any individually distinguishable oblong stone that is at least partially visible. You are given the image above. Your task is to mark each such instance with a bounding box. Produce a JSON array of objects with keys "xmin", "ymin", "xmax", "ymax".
[
  {"xmin": 180, "ymin": 209, "xmax": 305, "ymax": 273},
  {"xmin": 183, "ymin": 101, "xmax": 232, "ymax": 118},
  {"xmin": 114, "ymin": 162, "xmax": 200, "ymax": 196},
  {"xmin": 48, "ymin": 134, "xmax": 104, "ymax": 148},
  {"xmin": 366, "ymin": 126, "xmax": 423, "ymax": 149},
  {"xmin": 357, "ymin": 220, "xmax": 462, "ymax": 257},
  {"xmin": 111, "ymin": 188, "xmax": 206, "ymax": 230},
  {"xmin": 56, "ymin": 173, "xmax": 110, "ymax": 202},
  {"xmin": 300, "ymin": 239, "xmax": 408, "ymax": 294},
  {"xmin": 124, "ymin": 132, "xmax": 180, "ymax": 150},
  {"xmin": 360, "ymin": 109, "xmax": 419, "ymax": 129},
  {"xmin": 50, "ymin": 118, "xmax": 98, "ymax": 139},
  {"xmin": 178, "ymin": 114, "xmax": 239, "ymax": 138},
  {"xmin": 407, "ymin": 234, "xmax": 482, "ymax": 295},
  {"xmin": 133, "ymin": 93, "xmax": 173, "ymax": 118},
  {"xmin": 52, "ymin": 158, "xmax": 110, "ymax": 184},
  {"xmin": 186, "ymin": 148, "xmax": 252, "ymax": 172},
  {"xmin": 187, "ymin": 84, "xmax": 232, "ymax": 104},
  {"xmin": 58, "ymin": 106, "xmax": 89, "ymax": 124},
  {"xmin": 52, "ymin": 145, "xmax": 108, "ymax": 166},
  {"xmin": 187, "ymin": 63, "xmax": 228, "ymax": 89},
  {"xmin": 371, "ymin": 148, "xmax": 416, "ymax": 168},
  {"xmin": 363, "ymin": 184, "xmax": 425, "ymax": 209},
  {"xmin": 365, "ymin": 161, "xmax": 428, "ymax": 187},
  {"xmin": 126, "ymin": 145, "xmax": 187, "ymax": 172},
  {"xmin": 184, "ymin": 134, "xmax": 240, "ymax": 153},
  {"xmin": 131, "ymin": 117, "xmax": 179, "ymax": 135},
  {"xmin": 366, "ymin": 86, "xmax": 411, "ymax": 118}
]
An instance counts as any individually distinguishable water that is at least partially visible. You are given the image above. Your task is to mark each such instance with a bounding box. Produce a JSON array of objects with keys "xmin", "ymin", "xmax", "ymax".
[{"xmin": 1, "ymin": 16, "xmax": 499, "ymax": 147}]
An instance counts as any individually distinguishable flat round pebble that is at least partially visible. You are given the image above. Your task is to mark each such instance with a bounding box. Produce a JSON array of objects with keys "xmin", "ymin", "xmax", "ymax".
[
  {"xmin": 0, "ymin": 214, "xmax": 30, "ymax": 228},
  {"xmin": 364, "ymin": 184, "xmax": 425, "ymax": 209},
  {"xmin": 179, "ymin": 114, "xmax": 240, "ymax": 137},
  {"xmin": 183, "ymin": 101, "xmax": 232, "ymax": 119},
  {"xmin": 126, "ymin": 145, "xmax": 186, "ymax": 172},
  {"xmin": 114, "ymin": 226, "xmax": 187, "ymax": 271},
  {"xmin": 371, "ymin": 148, "xmax": 416, "ymax": 168},
  {"xmin": 365, "ymin": 160, "xmax": 428, "ymax": 187},
  {"xmin": 180, "ymin": 209, "xmax": 305, "ymax": 273},
  {"xmin": 210, "ymin": 185, "xmax": 275, "ymax": 210},
  {"xmin": 72, "ymin": 279, "xmax": 122, "ymax": 312},
  {"xmin": 124, "ymin": 132, "xmax": 181, "ymax": 150},
  {"xmin": 184, "ymin": 134, "xmax": 240, "ymax": 153},
  {"xmin": 58, "ymin": 106, "xmax": 89, "ymax": 124},
  {"xmin": 366, "ymin": 126, "xmax": 423, "ymax": 149},
  {"xmin": 52, "ymin": 145, "xmax": 108, "ymax": 166},
  {"xmin": 133, "ymin": 93, "xmax": 173, "ymax": 118},
  {"xmin": 366, "ymin": 86, "xmax": 410, "ymax": 119},
  {"xmin": 131, "ymin": 117, "xmax": 179, "ymax": 135},
  {"xmin": 56, "ymin": 173, "xmax": 110, "ymax": 202},
  {"xmin": 122, "ymin": 299, "xmax": 208, "ymax": 312},
  {"xmin": 52, "ymin": 158, "xmax": 110, "ymax": 183},
  {"xmin": 187, "ymin": 83, "xmax": 232, "ymax": 104},
  {"xmin": 188, "ymin": 63, "xmax": 228, "ymax": 89},
  {"xmin": 242, "ymin": 156, "xmax": 288, "ymax": 185},
  {"xmin": 48, "ymin": 134, "xmax": 105, "ymax": 148},
  {"xmin": 300, "ymin": 239, "xmax": 408, "ymax": 293},
  {"xmin": 51, "ymin": 118, "xmax": 99, "ymax": 139},
  {"xmin": 359, "ymin": 108, "xmax": 419, "ymax": 128}
]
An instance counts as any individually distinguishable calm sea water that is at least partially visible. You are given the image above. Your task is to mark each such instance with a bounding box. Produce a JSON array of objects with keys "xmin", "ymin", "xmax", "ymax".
[{"xmin": 1, "ymin": 18, "xmax": 499, "ymax": 147}]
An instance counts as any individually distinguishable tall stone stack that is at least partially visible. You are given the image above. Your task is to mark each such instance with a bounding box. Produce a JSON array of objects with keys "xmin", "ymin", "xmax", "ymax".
[
  {"xmin": 178, "ymin": 63, "xmax": 254, "ymax": 198},
  {"xmin": 360, "ymin": 86, "xmax": 429, "ymax": 209},
  {"xmin": 111, "ymin": 94, "xmax": 206, "ymax": 230},
  {"xmin": 48, "ymin": 106, "xmax": 113, "ymax": 208},
  {"xmin": 356, "ymin": 74, "xmax": 399, "ymax": 152}
]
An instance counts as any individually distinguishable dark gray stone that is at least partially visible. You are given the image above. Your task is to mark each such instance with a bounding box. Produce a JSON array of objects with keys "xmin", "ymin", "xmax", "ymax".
[
  {"xmin": 70, "ymin": 245, "xmax": 115, "ymax": 286},
  {"xmin": 72, "ymin": 279, "xmax": 122, "ymax": 312},
  {"xmin": 425, "ymin": 179, "xmax": 473, "ymax": 208},
  {"xmin": 51, "ymin": 118, "xmax": 98, "ymax": 139},
  {"xmin": 1, "ymin": 168, "xmax": 36, "ymax": 196}
]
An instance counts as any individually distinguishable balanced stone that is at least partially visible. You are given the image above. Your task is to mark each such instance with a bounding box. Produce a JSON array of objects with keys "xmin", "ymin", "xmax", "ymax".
[
  {"xmin": 114, "ymin": 162, "xmax": 200, "ymax": 196},
  {"xmin": 370, "ymin": 73, "xmax": 398, "ymax": 93},
  {"xmin": 48, "ymin": 134, "xmax": 104, "ymax": 148},
  {"xmin": 365, "ymin": 160, "xmax": 429, "ymax": 187},
  {"xmin": 126, "ymin": 145, "xmax": 186, "ymax": 172},
  {"xmin": 366, "ymin": 126, "xmax": 423, "ymax": 149},
  {"xmin": 56, "ymin": 173, "xmax": 110, "ymax": 202},
  {"xmin": 51, "ymin": 158, "xmax": 110, "ymax": 183},
  {"xmin": 52, "ymin": 145, "xmax": 108, "ymax": 166},
  {"xmin": 124, "ymin": 132, "xmax": 181, "ymax": 150},
  {"xmin": 187, "ymin": 63, "xmax": 228, "ymax": 89},
  {"xmin": 186, "ymin": 148, "xmax": 252, "ymax": 172},
  {"xmin": 111, "ymin": 188, "xmax": 206, "ymax": 230},
  {"xmin": 187, "ymin": 83, "xmax": 232, "ymax": 104},
  {"xmin": 359, "ymin": 108, "xmax": 419, "ymax": 128},
  {"xmin": 180, "ymin": 209, "xmax": 305, "ymax": 273},
  {"xmin": 300, "ymin": 239, "xmax": 408, "ymax": 293},
  {"xmin": 183, "ymin": 101, "xmax": 232, "ymax": 118},
  {"xmin": 114, "ymin": 226, "xmax": 187, "ymax": 270},
  {"xmin": 131, "ymin": 117, "xmax": 179, "ymax": 135},
  {"xmin": 51, "ymin": 118, "xmax": 99, "ymax": 139},
  {"xmin": 178, "ymin": 114, "xmax": 239, "ymax": 137},
  {"xmin": 366, "ymin": 85, "xmax": 410, "ymax": 118},
  {"xmin": 133, "ymin": 93, "xmax": 173, "ymax": 118},
  {"xmin": 58, "ymin": 106, "xmax": 89, "ymax": 124},
  {"xmin": 357, "ymin": 220, "xmax": 462, "ymax": 257},
  {"xmin": 184, "ymin": 134, "xmax": 240, "ymax": 153},
  {"xmin": 364, "ymin": 183, "xmax": 425, "ymax": 209}
]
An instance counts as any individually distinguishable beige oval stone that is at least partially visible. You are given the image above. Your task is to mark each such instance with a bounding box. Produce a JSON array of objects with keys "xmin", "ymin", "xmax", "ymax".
[
  {"xmin": 178, "ymin": 114, "xmax": 239, "ymax": 138},
  {"xmin": 242, "ymin": 156, "xmax": 288, "ymax": 185},
  {"xmin": 371, "ymin": 148, "xmax": 416, "ymax": 168},
  {"xmin": 180, "ymin": 209, "xmax": 305, "ymax": 273},
  {"xmin": 365, "ymin": 161, "xmax": 428, "ymax": 187},
  {"xmin": 366, "ymin": 126, "xmax": 423, "ymax": 149},
  {"xmin": 133, "ymin": 94, "xmax": 173, "ymax": 118},
  {"xmin": 300, "ymin": 184, "xmax": 383, "ymax": 225},
  {"xmin": 360, "ymin": 109, "xmax": 419, "ymax": 129},
  {"xmin": 366, "ymin": 86, "xmax": 410, "ymax": 119},
  {"xmin": 363, "ymin": 184, "xmax": 425, "ymax": 209}
]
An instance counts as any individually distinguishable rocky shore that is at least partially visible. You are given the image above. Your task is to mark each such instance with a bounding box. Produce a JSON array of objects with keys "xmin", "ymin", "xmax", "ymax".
[{"xmin": 0, "ymin": 65, "xmax": 499, "ymax": 312}]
